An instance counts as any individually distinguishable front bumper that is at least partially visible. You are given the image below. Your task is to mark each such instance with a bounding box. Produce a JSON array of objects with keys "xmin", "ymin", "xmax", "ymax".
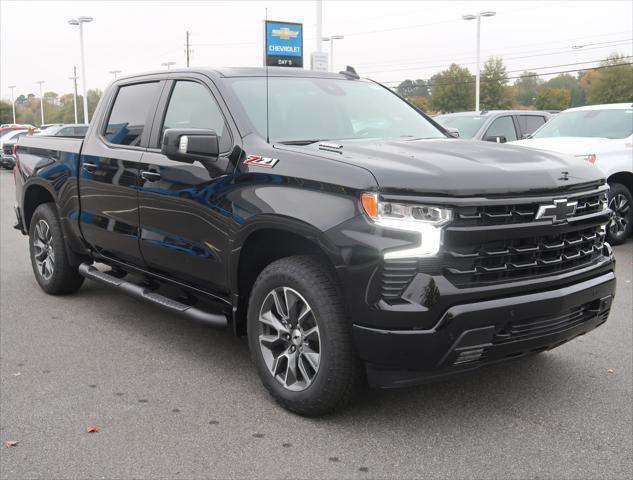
[{"xmin": 354, "ymin": 271, "xmax": 615, "ymax": 388}]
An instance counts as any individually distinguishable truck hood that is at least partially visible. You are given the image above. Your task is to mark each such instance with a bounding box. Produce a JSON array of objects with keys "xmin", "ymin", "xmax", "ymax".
[
  {"xmin": 278, "ymin": 138, "xmax": 604, "ymax": 196},
  {"xmin": 509, "ymin": 136, "xmax": 616, "ymax": 156}
]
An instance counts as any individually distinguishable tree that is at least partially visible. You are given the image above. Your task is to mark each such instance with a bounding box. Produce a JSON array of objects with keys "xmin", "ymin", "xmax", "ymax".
[
  {"xmin": 513, "ymin": 71, "xmax": 543, "ymax": 106},
  {"xmin": 535, "ymin": 87, "xmax": 571, "ymax": 110},
  {"xmin": 430, "ymin": 64, "xmax": 474, "ymax": 113},
  {"xmin": 545, "ymin": 74, "xmax": 584, "ymax": 107},
  {"xmin": 585, "ymin": 53, "xmax": 633, "ymax": 104},
  {"xmin": 407, "ymin": 95, "xmax": 432, "ymax": 113},
  {"xmin": 479, "ymin": 57, "xmax": 512, "ymax": 110},
  {"xmin": 396, "ymin": 79, "xmax": 429, "ymax": 98},
  {"xmin": 0, "ymin": 100, "xmax": 13, "ymax": 124}
]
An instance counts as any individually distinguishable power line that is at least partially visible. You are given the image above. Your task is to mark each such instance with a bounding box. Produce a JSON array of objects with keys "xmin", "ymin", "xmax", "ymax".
[
  {"xmin": 380, "ymin": 61, "xmax": 633, "ymax": 86},
  {"xmin": 354, "ymin": 35, "xmax": 632, "ymax": 69},
  {"xmin": 364, "ymin": 41, "xmax": 632, "ymax": 75}
]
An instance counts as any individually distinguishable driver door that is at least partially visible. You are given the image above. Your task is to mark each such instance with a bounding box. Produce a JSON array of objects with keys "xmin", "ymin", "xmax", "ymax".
[{"xmin": 137, "ymin": 77, "xmax": 237, "ymax": 292}]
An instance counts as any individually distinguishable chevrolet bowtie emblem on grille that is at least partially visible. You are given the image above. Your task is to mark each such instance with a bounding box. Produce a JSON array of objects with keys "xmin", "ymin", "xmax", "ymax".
[
  {"xmin": 535, "ymin": 199, "xmax": 578, "ymax": 224},
  {"xmin": 271, "ymin": 27, "xmax": 299, "ymax": 40}
]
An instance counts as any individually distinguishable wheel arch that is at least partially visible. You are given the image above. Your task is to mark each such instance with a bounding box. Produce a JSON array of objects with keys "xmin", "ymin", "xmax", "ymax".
[
  {"xmin": 230, "ymin": 220, "xmax": 344, "ymax": 336},
  {"xmin": 22, "ymin": 182, "xmax": 57, "ymax": 232},
  {"xmin": 607, "ymin": 171, "xmax": 633, "ymax": 196}
]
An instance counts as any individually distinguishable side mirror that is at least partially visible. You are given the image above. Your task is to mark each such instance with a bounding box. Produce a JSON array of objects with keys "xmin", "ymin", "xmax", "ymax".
[
  {"xmin": 445, "ymin": 127, "xmax": 460, "ymax": 138},
  {"xmin": 484, "ymin": 135, "xmax": 507, "ymax": 143},
  {"xmin": 161, "ymin": 128, "xmax": 219, "ymax": 163}
]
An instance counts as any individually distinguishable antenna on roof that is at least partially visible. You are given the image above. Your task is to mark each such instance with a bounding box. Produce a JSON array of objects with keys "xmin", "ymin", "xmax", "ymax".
[
  {"xmin": 265, "ymin": 8, "xmax": 270, "ymax": 144},
  {"xmin": 339, "ymin": 65, "xmax": 359, "ymax": 80}
]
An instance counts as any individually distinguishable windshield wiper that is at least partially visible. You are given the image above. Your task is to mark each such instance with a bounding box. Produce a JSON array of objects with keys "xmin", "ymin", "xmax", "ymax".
[{"xmin": 277, "ymin": 139, "xmax": 322, "ymax": 146}]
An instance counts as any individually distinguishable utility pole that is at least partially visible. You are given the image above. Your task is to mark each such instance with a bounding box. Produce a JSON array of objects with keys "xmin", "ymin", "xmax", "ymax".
[
  {"xmin": 8, "ymin": 85, "xmax": 16, "ymax": 124},
  {"xmin": 69, "ymin": 66, "xmax": 79, "ymax": 124},
  {"xmin": 462, "ymin": 11, "xmax": 496, "ymax": 111},
  {"xmin": 109, "ymin": 69, "xmax": 122, "ymax": 79},
  {"xmin": 36, "ymin": 80, "xmax": 45, "ymax": 126},
  {"xmin": 185, "ymin": 31, "xmax": 191, "ymax": 67},
  {"xmin": 316, "ymin": 0, "xmax": 323, "ymax": 53},
  {"xmin": 68, "ymin": 16, "xmax": 94, "ymax": 123}
]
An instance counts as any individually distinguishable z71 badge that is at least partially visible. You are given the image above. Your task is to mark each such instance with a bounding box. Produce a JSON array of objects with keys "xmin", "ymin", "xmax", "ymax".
[{"xmin": 244, "ymin": 155, "xmax": 279, "ymax": 168}]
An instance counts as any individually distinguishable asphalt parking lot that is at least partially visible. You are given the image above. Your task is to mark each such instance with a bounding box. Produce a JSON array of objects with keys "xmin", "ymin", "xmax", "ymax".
[{"xmin": 0, "ymin": 169, "xmax": 631, "ymax": 480}]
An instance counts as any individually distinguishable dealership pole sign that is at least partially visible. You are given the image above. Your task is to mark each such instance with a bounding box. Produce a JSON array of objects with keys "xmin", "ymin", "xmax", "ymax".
[{"xmin": 264, "ymin": 20, "xmax": 303, "ymax": 68}]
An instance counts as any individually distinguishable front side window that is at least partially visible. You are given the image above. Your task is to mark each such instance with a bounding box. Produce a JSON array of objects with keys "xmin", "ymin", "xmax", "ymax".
[
  {"xmin": 532, "ymin": 109, "xmax": 633, "ymax": 139},
  {"xmin": 227, "ymin": 77, "xmax": 445, "ymax": 144},
  {"xmin": 162, "ymin": 81, "xmax": 230, "ymax": 152},
  {"xmin": 105, "ymin": 82, "xmax": 160, "ymax": 146},
  {"xmin": 485, "ymin": 116, "xmax": 517, "ymax": 142}
]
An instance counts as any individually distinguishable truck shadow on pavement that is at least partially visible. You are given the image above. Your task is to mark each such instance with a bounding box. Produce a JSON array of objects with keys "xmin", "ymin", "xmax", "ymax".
[{"xmin": 75, "ymin": 279, "xmax": 582, "ymax": 427}]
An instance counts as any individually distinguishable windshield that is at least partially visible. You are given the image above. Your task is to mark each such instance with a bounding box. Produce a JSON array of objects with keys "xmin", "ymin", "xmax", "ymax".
[
  {"xmin": 434, "ymin": 115, "xmax": 486, "ymax": 139},
  {"xmin": 227, "ymin": 77, "xmax": 445, "ymax": 143},
  {"xmin": 532, "ymin": 108, "xmax": 633, "ymax": 139}
]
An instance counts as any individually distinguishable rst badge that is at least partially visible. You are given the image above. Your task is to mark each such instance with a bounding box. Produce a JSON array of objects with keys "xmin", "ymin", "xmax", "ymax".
[{"xmin": 244, "ymin": 155, "xmax": 279, "ymax": 168}]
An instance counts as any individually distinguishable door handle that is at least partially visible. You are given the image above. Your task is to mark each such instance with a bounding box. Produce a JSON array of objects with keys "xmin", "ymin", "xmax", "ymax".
[
  {"xmin": 82, "ymin": 162, "xmax": 97, "ymax": 173},
  {"xmin": 141, "ymin": 170, "xmax": 162, "ymax": 181}
]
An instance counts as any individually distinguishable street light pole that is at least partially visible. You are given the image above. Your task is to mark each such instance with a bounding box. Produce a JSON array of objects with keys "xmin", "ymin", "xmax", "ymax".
[
  {"xmin": 109, "ymin": 69, "xmax": 122, "ymax": 79},
  {"xmin": 69, "ymin": 66, "xmax": 79, "ymax": 124},
  {"xmin": 8, "ymin": 85, "xmax": 16, "ymax": 124},
  {"xmin": 36, "ymin": 80, "xmax": 45, "ymax": 126},
  {"xmin": 69, "ymin": 16, "xmax": 93, "ymax": 123},
  {"xmin": 161, "ymin": 62, "xmax": 176, "ymax": 70},
  {"xmin": 322, "ymin": 35, "xmax": 344, "ymax": 72},
  {"xmin": 462, "ymin": 11, "xmax": 496, "ymax": 112}
]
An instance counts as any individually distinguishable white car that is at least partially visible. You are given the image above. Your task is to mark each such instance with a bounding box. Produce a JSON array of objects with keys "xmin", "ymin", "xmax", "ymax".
[{"xmin": 510, "ymin": 103, "xmax": 633, "ymax": 244}]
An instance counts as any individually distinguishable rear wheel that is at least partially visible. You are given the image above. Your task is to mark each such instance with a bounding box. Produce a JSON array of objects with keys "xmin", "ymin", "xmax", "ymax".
[
  {"xmin": 28, "ymin": 203, "xmax": 84, "ymax": 295},
  {"xmin": 606, "ymin": 182, "xmax": 632, "ymax": 245},
  {"xmin": 247, "ymin": 255, "xmax": 363, "ymax": 416}
]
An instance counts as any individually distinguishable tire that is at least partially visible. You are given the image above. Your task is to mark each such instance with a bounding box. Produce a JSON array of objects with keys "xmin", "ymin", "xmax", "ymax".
[
  {"xmin": 606, "ymin": 182, "xmax": 632, "ymax": 245},
  {"xmin": 28, "ymin": 203, "xmax": 84, "ymax": 295},
  {"xmin": 247, "ymin": 255, "xmax": 363, "ymax": 416}
]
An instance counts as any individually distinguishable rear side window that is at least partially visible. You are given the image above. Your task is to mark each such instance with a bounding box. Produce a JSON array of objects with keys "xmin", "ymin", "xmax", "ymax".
[
  {"xmin": 105, "ymin": 82, "xmax": 160, "ymax": 146},
  {"xmin": 518, "ymin": 115, "xmax": 546, "ymax": 136}
]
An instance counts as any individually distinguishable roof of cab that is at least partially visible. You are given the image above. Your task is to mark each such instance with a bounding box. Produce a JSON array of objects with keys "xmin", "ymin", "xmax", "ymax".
[
  {"xmin": 562, "ymin": 103, "xmax": 633, "ymax": 112},
  {"xmin": 115, "ymin": 66, "xmax": 363, "ymax": 82}
]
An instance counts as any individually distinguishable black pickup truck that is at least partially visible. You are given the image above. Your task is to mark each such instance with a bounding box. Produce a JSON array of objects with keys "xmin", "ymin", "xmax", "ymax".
[{"xmin": 13, "ymin": 67, "xmax": 616, "ymax": 415}]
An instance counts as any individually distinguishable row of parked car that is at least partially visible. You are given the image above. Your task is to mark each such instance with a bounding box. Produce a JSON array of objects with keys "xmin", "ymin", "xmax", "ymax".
[
  {"xmin": 434, "ymin": 103, "xmax": 633, "ymax": 244},
  {"xmin": 0, "ymin": 123, "xmax": 89, "ymax": 169}
]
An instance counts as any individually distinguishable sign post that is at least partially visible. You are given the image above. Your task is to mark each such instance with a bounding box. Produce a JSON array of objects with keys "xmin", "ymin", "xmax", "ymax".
[{"xmin": 264, "ymin": 20, "xmax": 303, "ymax": 68}]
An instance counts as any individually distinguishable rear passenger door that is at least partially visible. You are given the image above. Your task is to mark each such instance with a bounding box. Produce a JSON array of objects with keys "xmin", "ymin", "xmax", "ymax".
[
  {"xmin": 78, "ymin": 80, "xmax": 163, "ymax": 265},
  {"xmin": 137, "ymin": 76, "xmax": 238, "ymax": 292},
  {"xmin": 483, "ymin": 115, "xmax": 518, "ymax": 143}
]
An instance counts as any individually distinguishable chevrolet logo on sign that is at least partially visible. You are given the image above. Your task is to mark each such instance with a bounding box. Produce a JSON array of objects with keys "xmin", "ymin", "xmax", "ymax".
[
  {"xmin": 535, "ymin": 199, "xmax": 578, "ymax": 224},
  {"xmin": 271, "ymin": 27, "xmax": 299, "ymax": 40}
]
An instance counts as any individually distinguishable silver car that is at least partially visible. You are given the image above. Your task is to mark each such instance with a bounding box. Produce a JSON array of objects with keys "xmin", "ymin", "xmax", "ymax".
[{"xmin": 435, "ymin": 110, "xmax": 552, "ymax": 143}]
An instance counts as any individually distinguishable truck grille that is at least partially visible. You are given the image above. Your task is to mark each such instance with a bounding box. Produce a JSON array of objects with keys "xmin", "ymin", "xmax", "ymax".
[
  {"xmin": 444, "ymin": 225, "xmax": 606, "ymax": 286},
  {"xmin": 379, "ymin": 186, "xmax": 610, "ymax": 300},
  {"xmin": 454, "ymin": 191, "xmax": 607, "ymax": 225}
]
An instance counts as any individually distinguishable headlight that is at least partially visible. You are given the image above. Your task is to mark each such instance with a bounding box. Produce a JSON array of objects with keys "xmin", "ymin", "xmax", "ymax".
[{"xmin": 361, "ymin": 192, "xmax": 452, "ymax": 258}]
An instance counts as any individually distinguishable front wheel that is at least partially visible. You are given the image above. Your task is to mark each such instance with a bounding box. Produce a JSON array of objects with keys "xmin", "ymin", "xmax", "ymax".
[
  {"xmin": 606, "ymin": 182, "xmax": 632, "ymax": 245},
  {"xmin": 247, "ymin": 255, "xmax": 363, "ymax": 416},
  {"xmin": 28, "ymin": 203, "xmax": 84, "ymax": 295}
]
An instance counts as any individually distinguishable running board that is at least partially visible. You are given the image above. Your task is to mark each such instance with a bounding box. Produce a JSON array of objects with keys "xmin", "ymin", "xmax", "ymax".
[{"xmin": 78, "ymin": 263, "xmax": 228, "ymax": 328}]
